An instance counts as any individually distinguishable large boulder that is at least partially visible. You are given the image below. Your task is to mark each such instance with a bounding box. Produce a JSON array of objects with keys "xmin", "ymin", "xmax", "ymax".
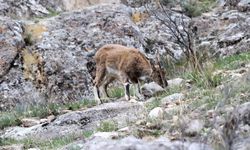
[
  {"xmin": 221, "ymin": 102, "xmax": 250, "ymax": 150},
  {"xmin": 223, "ymin": 0, "xmax": 250, "ymax": 12},
  {"xmin": 40, "ymin": 0, "xmax": 123, "ymax": 12},
  {"xmin": 0, "ymin": 0, "xmax": 50, "ymax": 18},
  {"xmin": 0, "ymin": 17, "xmax": 27, "ymax": 110},
  {"xmin": 61, "ymin": 136, "xmax": 213, "ymax": 150},
  {"xmin": 194, "ymin": 9, "xmax": 250, "ymax": 57},
  {"xmin": 0, "ymin": 0, "xmax": 122, "ymax": 19},
  {"xmin": 136, "ymin": 8, "xmax": 190, "ymax": 60},
  {"xmin": 0, "ymin": 4, "xmax": 146, "ymax": 109},
  {"xmin": 32, "ymin": 4, "xmax": 143, "ymax": 103}
]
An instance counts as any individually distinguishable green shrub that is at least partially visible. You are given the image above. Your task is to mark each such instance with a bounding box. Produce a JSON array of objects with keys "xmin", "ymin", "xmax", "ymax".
[
  {"xmin": 181, "ymin": 0, "xmax": 216, "ymax": 17},
  {"xmin": 184, "ymin": 70, "xmax": 222, "ymax": 88},
  {"xmin": 214, "ymin": 52, "xmax": 250, "ymax": 70},
  {"xmin": 108, "ymin": 87, "xmax": 124, "ymax": 98},
  {"xmin": 97, "ymin": 121, "xmax": 118, "ymax": 132},
  {"xmin": 0, "ymin": 113, "xmax": 21, "ymax": 129},
  {"xmin": 82, "ymin": 130, "xmax": 94, "ymax": 138},
  {"xmin": 65, "ymin": 100, "xmax": 96, "ymax": 111},
  {"xmin": 145, "ymin": 98, "xmax": 161, "ymax": 111},
  {"xmin": 181, "ymin": 0, "xmax": 202, "ymax": 17}
]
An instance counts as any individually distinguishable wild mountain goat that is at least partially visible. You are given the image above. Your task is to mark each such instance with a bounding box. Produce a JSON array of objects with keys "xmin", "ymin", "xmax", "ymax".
[{"xmin": 89, "ymin": 44, "xmax": 167, "ymax": 104}]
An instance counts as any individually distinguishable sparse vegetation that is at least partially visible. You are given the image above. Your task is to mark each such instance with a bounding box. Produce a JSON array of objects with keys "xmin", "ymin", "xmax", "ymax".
[
  {"xmin": 184, "ymin": 69, "xmax": 223, "ymax": 88},
  {"xmin": 0, "ymin": 113, "xmax": 22, "ymax": 130},
  {"xmin": 108, "ymin": 87, "xmax": 125, "ymax": 98},
  {"xmin": 0, "ymin": 134, "xmax": 79, "ymax": 150},
  {"xmin": 145, "ymin": 98, "xmax": 161, "ymax": 111},
  {"xmin": 214, "ymin": 52, "xmax": 250, "ymax": 70},
  {"xmin": 181, "ymin": 0, "xmax": 216, "ymax": 17},
  {"xmin": 23, "ymin": 33, "xmax": 33, "ymax": 46},
  {"xmin": 33, "ymin": 8, "xmax": 60, "ymax": 21},
  {"xmin": 0, "ymin": 99, "xmax": 96, "ymax": 129},
  {"xmin": 47, "ymin": 8, "xmax": 60, "ymax": 18},
  {"xmin": 65, "ymin": 99, "xmax": 97, "ymax": 111},
  {"xmin": 1, "ymin": 0, "xmax": 250, "ymax": 149},
  {"xmin": 97, "ymin": 120, "xmax": 118, "ymax": 132},
  {"xmin": 82, "ymin": 130, "xmax": 94, "ymax": 138}
]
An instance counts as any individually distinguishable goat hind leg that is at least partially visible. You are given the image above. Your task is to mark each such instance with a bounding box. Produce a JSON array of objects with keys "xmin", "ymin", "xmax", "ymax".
[
  {"xmin": 93, "ymin": 66, "xmax": 106, "ymax": 104},
  {"xmin": 100, "ymin": 76, "xmax": 115, "ymax": 99}
]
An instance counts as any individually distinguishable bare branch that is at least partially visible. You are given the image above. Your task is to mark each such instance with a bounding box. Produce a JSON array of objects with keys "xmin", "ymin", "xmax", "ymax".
[{"xmin": 144, "ymin": 0, "xmax": 202, "ymax": 72}]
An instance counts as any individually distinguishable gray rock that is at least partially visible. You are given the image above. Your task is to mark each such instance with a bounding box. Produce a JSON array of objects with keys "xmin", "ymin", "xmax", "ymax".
[
  {"xmin": 161, "ymin": 93, "xmax": 185, "ymax": 106},
  {"xmin": 92, "ymin": 132, "xmax": 119, "ymax": 139},
  {"xmin": 218, "ymin": 32, "xmax": 245, "ymax": 47},
  {"xmin": 0, "ymin": 17, "xmax": 28, "ymax": 110},
  {"xmin": 27, "ymin": 148, "xmax": 41, "ymax": 150},
  {"xmin": 0, "ymin": 16, "xmax": 24, "ymax": 78},
  {"xmin": 138, "ymin": 10, "xmax": 190, "ymax": 60},
  {"xmin": 237, "ymin": 0, "xmax": 250, "ymax": 12},
  {"xmin": 232, "ymin": 137, "xmax": 250, "ymax": 150},
  {"xmin": 0, "ymin": 4, "xmax": 144, "ymax": 109},
  {"xmin": 237, "ymin": 102, "xmax": 250, "ymax": 120},
  {"xmin": 0, "ymin": 144, "xmax": 24, "ymax": 150},
  {"xmin": 0, "ymin": 0, "xmax": 50, "ymax": 18},
  {"xmin": 1, "ymin": 101, "xmax": 146, "ymax": 140},
  {"xmin": 167, "ymin": 78, "xmax": 185, "ymax": 88},
  {"xmin": 194, "ymin": 9, "xmax": 250, "ymax": 57},
  {"xmin": 21, "ymin": 118, "xmax": 40, "ymax": 127},
  {"xmin": 61, "ymin": 136, "xmax": 213, "ymax": 150},
  {"xmin": 184, "ymin": 119, "xmax": 204, "ymax": 136},
  {"xmin": 141, "ymin": 82, "xmax": 164, "ymax": 97},
  {"xmin": 222, "ymin": 102, "xmax": 250, "ymax": 149},
  {"xmin": 56, "ymin": 0, "xmax": 121, "ymax": 11},
  {"xmin": 148, "ymin": 107, "xmax": 164, "ymax": 120}
]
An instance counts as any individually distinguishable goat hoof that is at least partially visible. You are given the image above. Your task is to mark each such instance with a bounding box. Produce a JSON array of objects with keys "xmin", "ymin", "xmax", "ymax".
[
  {"xmin": 96, "ymin": 99, "xmax": 102, "ymax": 105},
  {"xmin": 129, "ymin": 99, "xmax": 138, "ymax": 103}
]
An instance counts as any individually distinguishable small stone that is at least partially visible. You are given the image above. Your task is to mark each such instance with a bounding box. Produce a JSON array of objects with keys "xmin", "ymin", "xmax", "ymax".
[
  {"xmin": 161, "ymin": 93, "xmax": 185, "ymax": 106},
  {"xmin": 172, "ymin": 116, "xmax": 179, "ymax": 125},
  {"xmin": 141, "ymin": 82, "xmax": 164, "ymax": 97},
  {"xmin": 215, "ymin": 116, "xmax": 226, "ymax": 126},
  {"xmin": 207, "ymin": 110, "xmax": 215, "ymax": 118},
  {"xmin": 148, "ymin": 107, "xmax": 164, "ymax": 120},
  {"xmin": 118, "ymin": 127, "xmax": 130, "ymax": 132},
  {"xmin": 21, "ymin": 118, "xmax": 40, "ymax": 127},
  {"xmin": 93, "ymin": 132, "xmax": 119, "ymax": 139},
  {"xmin": 0, "ymin": 144, "xmax": 24, "ymax": 150},
  {"xmin": 142, "ymin": 136, "xmax": 156, "ymax": 141},
  {"xmin": 61, "ymin": 109, "xmax": 72, "ymax": 114},
  {"xmin": 167, "ymin": 78, "xmax": 185, "ymax": 88},
  {"xmin": 184, "ymin": 119, "xmax": 204, "ymax": 136},
  {"xmin": 145, "ymin": 121, "xmax": 161, "ymax": 129},
  {"xmin": 47, "ymin": 115, "xmax": 56, "ymax": 122},
  {"xmin": 39, "ymin": 119, "xmax": 48, "ymax": 124},
  {"xmin": 164, "ymin": 106, "xmax": 178, "ymax": 119}
]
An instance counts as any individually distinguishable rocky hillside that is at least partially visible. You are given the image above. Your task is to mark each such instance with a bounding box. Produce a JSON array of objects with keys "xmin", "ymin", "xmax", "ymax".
[{"xmin": 0, "ymin": 0, "xmax": 250, "ymax": 150}]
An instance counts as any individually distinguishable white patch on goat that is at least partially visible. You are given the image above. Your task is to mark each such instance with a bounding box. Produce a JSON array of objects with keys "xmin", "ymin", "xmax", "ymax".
[
  {"xmin": 124, "ymin": 82, "xmax": 130, "ymax": 101},
  {"xmin": 139, "ymin": 76, "xmax": 148, "ymax": 81},
  {"xmin": 93, "ymin": 86, "xmax": 101, "ymax": 104},
  {"xmin": 107, "ymin": 67, "xmax": 119, "ymax": 76}
]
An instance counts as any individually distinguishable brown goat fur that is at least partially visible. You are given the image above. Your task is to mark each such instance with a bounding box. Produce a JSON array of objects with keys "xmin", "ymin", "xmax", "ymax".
[{"xmin": 93, "ymin": 44, "xmax": 167, "ymax": 104}]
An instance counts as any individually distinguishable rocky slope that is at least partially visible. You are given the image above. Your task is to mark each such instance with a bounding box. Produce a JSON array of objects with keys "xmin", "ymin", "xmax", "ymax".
[
  {"xmin": 0, "ymin": 0, "xmax": 250, "ymax": 150},
  {"xmin": 1, "ymin": 0, "xmax": 250, "ymax": 110}
]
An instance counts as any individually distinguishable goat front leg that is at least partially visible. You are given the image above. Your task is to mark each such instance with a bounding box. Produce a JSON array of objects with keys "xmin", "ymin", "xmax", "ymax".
[
  {"xmin": 124, "ymin": 82, "xmax": 130, "ymax": 101},
  {"xmin": 93, "ymin": 65, "xmax": 106, "ymax": 105},
  {"xmin": 135, "ymin": 81, "xmax": 144, "ymax": 100}
]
